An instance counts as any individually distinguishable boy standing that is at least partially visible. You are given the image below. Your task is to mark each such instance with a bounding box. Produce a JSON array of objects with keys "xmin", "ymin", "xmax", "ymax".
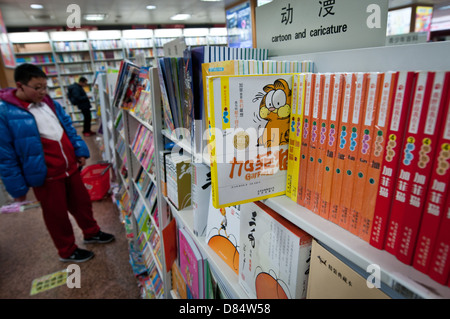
[
  {"xmin": 0, "ymin": 63, "xmax": 114, "ymax": 263},
  {"xmin": 68, "ymin": 76, "xmax": 95, "ymax": 136}
]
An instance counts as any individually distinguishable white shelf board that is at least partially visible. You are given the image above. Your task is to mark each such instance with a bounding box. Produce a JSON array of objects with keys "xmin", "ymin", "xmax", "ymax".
[
  {"xmin": 165, "ymin": 197, "xmax": 249, "ymax": 299},
  {"xmin": 263, "ymin": 195, "xmax": 450, "ymax": 299}
]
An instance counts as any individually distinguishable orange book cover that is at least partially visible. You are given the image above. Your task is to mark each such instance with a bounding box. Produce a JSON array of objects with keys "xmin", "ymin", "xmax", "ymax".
[
  {"xmin": 311, "ymin": 73, "xmax": 334, "ymax": 214},
  {"xmin": 358, "ymin": 72, "xmax": 398, "ymax": 242},
  {"xmin": 347, "ymin": 72, "xmax": 383, "ymax": 235},
  {"xmin": 328, "ymin": 73, "xmax": 356, "ymax": 225},
  {"xmin": 319, "ymin": 73, "xmax": 344, "ymax": 220},
  {"xmin": 305, "ymin": 74, "xmax": 324, "ymax": 211},
  {"xmin": 296, "ymin": 73, "xmax": 316, "ymax": 206},
  {"xmin": 337, "ymin": 72, "xmax": 369, "ymax": 230}
]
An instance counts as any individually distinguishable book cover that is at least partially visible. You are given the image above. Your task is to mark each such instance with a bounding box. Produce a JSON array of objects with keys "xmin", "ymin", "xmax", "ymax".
[
  {"xmin": 337, "ymin": 72, "xmax": 369, "ymax": 230},
  {"xmin": 412, "ymin": 71, "xmax": 450, "ymax": 272},
  {"xmin": 239, "ymin": 201, "xmax": 312, "ymax": 299},
  {"xmin": 370, "ymin": 71, "xmax": 415, "ymax": 249},
  {"xmin": 179, "ymin": 227, "xmax": 205, "ymax": 299},
  {"xmin": 392, "ymin": 71, "xmax": 446, "ymax": 264},
  {"xmin": 205, "ymin": 197, "xmax": 240, "ymax": 275},
  {"xmin": 328, "ymin": 73, "xmax": 355, "ymax": 225},
  {"xmin": 166, "ymin": 153, "xmax": 192, "ymax": 210},
  {"xmin": 296, "ymin": 73, "xmax": 315, "ymax": 206},
  {"xmin": 347, "ymin": 72, "xmax": 383, "ymax": 235},
  {"xmin": 319, "ymin": 73, "xmax": 344, "ymax": 220},
  {"xmin": 305, "ymin": 73, "xmax": 325, "ymax": 211},
  {"xmin": 358, "ymin": 71, "xmax": 398, "ymax": 242},
  {"xmin": 207, "ymin": 74, "xmax": 293, "ymax": 208}
]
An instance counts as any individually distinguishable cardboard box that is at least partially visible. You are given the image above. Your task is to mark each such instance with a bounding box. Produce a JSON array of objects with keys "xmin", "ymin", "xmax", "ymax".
[
  {"xmin": 166, "ymin": 153, "xmax": 192, "ymax": 210},
  {"xmin": 307, "ymin": 239, "xmax": 390, "ymax": 299}
]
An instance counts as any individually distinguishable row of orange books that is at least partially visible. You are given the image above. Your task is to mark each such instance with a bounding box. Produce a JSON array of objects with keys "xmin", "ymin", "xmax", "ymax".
[{"xmin": 287, "ymin": 70, "xmax": 450, "ymax": 286}]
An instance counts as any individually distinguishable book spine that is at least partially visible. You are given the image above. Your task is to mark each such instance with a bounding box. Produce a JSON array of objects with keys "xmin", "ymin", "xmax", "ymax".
[
  {"xmin": 286, "ymin": 74, "xmax": 299, "ymax": 199},
  {"xmin": 329, "ymin": 73, "xmax": 354, "ymax": 225},
  {"xmin": 290, "ymin": 74, "xmax": 306, "ymax": 203},
  {"xmin": 305, "ymin": 74, "xmax": 324, "ymax": 211},
  {"xmin": 370, "ymin": 71, "xmax": 416, "ymax": 250},
  {"xmin": 338, "ymin": 72, "xmax": 369, "ymax": 230},
  {"xmin": 394, "ymin": 71, "xmax": 446, "ymax": 264},
  {"xmin": 358, "ymin": 71, "xmax": 397, "ymax": 242},
  {"xmin": 412, "ymin": 71, "xmax": 450, "ymax": 271},
  {"xmin": 427, "ymin": 195, "xmax": 450, "ymax": 285},
  {"xmin": 319, "ymin": 73, "xmax": 344, "ymax": 220},
  {"xmin": 312, "ymin": 73, "xmax": 333, "ymax": 214},
  {"xmin": 348, "ymin": 72, "xmax": 382, "ymax": 235},
  {"xmin": 296, "ymin": 73, "xmax": 315, "ymax": 206}
]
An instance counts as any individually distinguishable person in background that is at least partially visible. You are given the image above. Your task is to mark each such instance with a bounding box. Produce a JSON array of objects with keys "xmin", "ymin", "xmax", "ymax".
[
  {"xmin": 0, "ymin": 63, "xmax": 114, "ymax": 263},
  {"xmin": 68, "ymin": 76, "xmax": 95, "ymax": 137}
]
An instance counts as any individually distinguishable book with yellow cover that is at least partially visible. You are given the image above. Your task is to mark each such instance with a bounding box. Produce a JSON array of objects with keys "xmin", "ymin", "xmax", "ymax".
[{"xmin": 207, "ymin": 74, "xmax": 293, "ymax": 208}]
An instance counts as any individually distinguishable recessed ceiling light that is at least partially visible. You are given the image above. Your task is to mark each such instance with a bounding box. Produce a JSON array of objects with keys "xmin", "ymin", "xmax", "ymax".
[
  {"xmin": 146, "ymin": 5, "xmax": 156, "ymax": 10},
  {"xmin": 83, "ymin": 14, "xmax": 107, "ymax": 21},
  {"xmin": 170, "ymin": 14, "xmax": 191, "ymax": 21},
  {"xmin": 30, "ymin": 4, "xmax": 44, "ymax": 9}
]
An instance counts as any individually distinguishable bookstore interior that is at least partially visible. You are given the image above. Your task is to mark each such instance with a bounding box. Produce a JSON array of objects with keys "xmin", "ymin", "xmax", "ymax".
[{"xmin": 0, "ymin": 0, "xmax": 450, "ymax": 301}]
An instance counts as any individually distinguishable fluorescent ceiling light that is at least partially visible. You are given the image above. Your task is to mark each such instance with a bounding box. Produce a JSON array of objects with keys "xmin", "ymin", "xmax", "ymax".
[
  {"xmin": 438, "ymin": 5, "xmax": 450, "ymax": 10},
  {"xmin": 30, "ymin": 4, "xmax": 44, "ymax": 9},
  {"xmin": 146, "ymin": 5, "xmax": 156, "ymax": 10},
  {"xmin": 83, "ymin": 14, "xmax": 107, "ymax": 21},
  {"xmin": 170, "ymin": 14, "xmax": 191, "ymax": 21}
]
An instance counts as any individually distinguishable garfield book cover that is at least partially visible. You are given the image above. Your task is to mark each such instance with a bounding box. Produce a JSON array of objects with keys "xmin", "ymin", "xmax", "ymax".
[{"xmin": 207, "ymin": 74, "xmax": 294, "ymax": 208}]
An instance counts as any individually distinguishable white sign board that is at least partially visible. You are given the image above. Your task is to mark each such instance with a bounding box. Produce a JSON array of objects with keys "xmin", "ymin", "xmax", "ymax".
[{"xmin": 255, "ymin": 0, "xmax": 388, "ymax": 56}]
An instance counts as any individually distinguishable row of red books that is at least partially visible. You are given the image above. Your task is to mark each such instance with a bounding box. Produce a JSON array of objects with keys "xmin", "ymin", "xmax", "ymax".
[{"xmin": 288, "ymin": 70, "xmax": 450, "ymax": 286}]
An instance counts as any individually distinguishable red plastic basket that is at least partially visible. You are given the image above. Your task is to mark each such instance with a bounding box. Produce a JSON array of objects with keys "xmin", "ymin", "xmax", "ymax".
[{"xmin": 81, "ymin": 163, "xmax": 111, "ymax": 201}]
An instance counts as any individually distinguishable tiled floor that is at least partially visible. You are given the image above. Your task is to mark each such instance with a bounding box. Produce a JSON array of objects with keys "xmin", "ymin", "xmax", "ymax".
[{"xmin": 0, "ymin": 125, "xmax": 141, "ymax": 299}]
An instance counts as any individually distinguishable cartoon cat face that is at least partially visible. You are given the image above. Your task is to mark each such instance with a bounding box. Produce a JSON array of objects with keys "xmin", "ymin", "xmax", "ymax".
[{"xmin": 259, "ymin": 79, "xmax": 291, "ymax": 120}]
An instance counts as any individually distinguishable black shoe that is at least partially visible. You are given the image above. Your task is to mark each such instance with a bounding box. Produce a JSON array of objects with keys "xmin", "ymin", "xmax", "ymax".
[
  {"xmin": 59, "ymin": 248, "xmax": 94, "ymax": 263},
  {"xmin": 84, "ymin": 231, "xmax": 115, "ymax": 244}
]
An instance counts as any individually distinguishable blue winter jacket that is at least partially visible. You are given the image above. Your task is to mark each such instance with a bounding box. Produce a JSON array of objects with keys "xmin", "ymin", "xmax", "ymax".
[{"xmin": 0, "ymin": 88, "xmax": 90, "ymax": 198}]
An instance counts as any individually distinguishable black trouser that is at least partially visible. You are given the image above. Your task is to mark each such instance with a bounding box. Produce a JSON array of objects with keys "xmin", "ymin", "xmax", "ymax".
[{"xmin": 81, "ymin": 108, "xmax": 92, "ymax": 133}]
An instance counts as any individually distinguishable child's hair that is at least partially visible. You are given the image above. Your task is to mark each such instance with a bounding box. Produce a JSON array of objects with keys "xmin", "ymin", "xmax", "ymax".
[
  {"xmin": 79, "ymin": 76, "xmax": 88, "ymax": 83},
  {"xmin": 14, "ymin": 63, "xmax": 47, "ymax": 84}
]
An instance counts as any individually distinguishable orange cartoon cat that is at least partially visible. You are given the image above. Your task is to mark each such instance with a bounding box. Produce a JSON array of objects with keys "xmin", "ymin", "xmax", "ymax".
[{"xmin": 255, "ymin": 78, "xmax": 291, "ymax": 147}]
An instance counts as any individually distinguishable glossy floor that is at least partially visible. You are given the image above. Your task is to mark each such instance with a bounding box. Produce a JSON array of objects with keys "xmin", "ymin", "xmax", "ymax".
[{"xmin": 0, "ymin": 125, "xmax": 141, "ymax": 299}]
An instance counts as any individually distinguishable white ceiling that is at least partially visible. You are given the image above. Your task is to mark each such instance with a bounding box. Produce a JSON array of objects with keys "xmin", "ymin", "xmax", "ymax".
[{"xmin": 0, "ymin": 0, "xmax": 449, "ymax": 29}]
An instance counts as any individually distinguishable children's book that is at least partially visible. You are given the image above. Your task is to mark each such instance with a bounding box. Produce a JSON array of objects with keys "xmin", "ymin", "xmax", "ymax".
[
  {"xmin": 347, "ymin": 72, "xmax": 383, "ymax": 235},
  {"xmin": 286, "ymin": 74, "xmax": 304, "ymax": 199},
  {"xmin": 389, "ymin": 71, "xmax": 446, "ymax": 264},
  {"xmin": 358, "ymin": 71, "xmax": 398, "ymax": 242},
  {"xmin": 179, "ymin": 227, "xmax": 205, "ymax": 299},
  {"xmin": 319, "ymin": 73, "xmax": 344, "ymax": 220},
  {"xmin": 207, "ymin": 74, "xmax": 293, "ymax": 208},
  {"xmin": 239, "ymin": 201, "xmax": 312, "ymax": 299},
  {"xmin": 205, "ymin": 197, "xmax": 240, "ymax": 275},
  {"xmin": 296, "ymin": 73, "xmax": 315, "ymax": 205},
  {"xmin": 337, "ymin": 72, "xmax": 369, "ymax": 230},
  {"xmin": 413, "ymin": 73, "xmax": 450, "ymax": 273},
  {"xmin": 304, "ymin": 73, "xmax": 325, "ymax": 211},
  {"xmin": 369, "ymin": 71, "xmax": 415, "ymax": 249},
  {"xmin": 328, "ymin": 73, "xmax": 355, "ymax": 225}
]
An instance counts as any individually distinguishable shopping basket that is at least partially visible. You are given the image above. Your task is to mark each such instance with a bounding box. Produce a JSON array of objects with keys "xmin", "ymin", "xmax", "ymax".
[{"xmin": 81, "ymin": 163, "xmax": 112, "ymax": 201}]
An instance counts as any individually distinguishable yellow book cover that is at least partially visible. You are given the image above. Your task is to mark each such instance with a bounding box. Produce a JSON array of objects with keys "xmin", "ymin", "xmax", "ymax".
[
  {"xmin": 319, "ymin": 74, "xmax": 344, "ymax": 220},
  {"xmin": 337, "ymin": 73, "xmax": 369, "ymax": 229},
  {"xmin": 347, "ymin": 72, "xmax": 383, "ymax": 235},
  {"xmin": 296, "ymin": 73, "xmax": 316, "ymax": 206},
  {"xmin": 207, "ymin": 74, "xmax": 294, "ymax": 208}
]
